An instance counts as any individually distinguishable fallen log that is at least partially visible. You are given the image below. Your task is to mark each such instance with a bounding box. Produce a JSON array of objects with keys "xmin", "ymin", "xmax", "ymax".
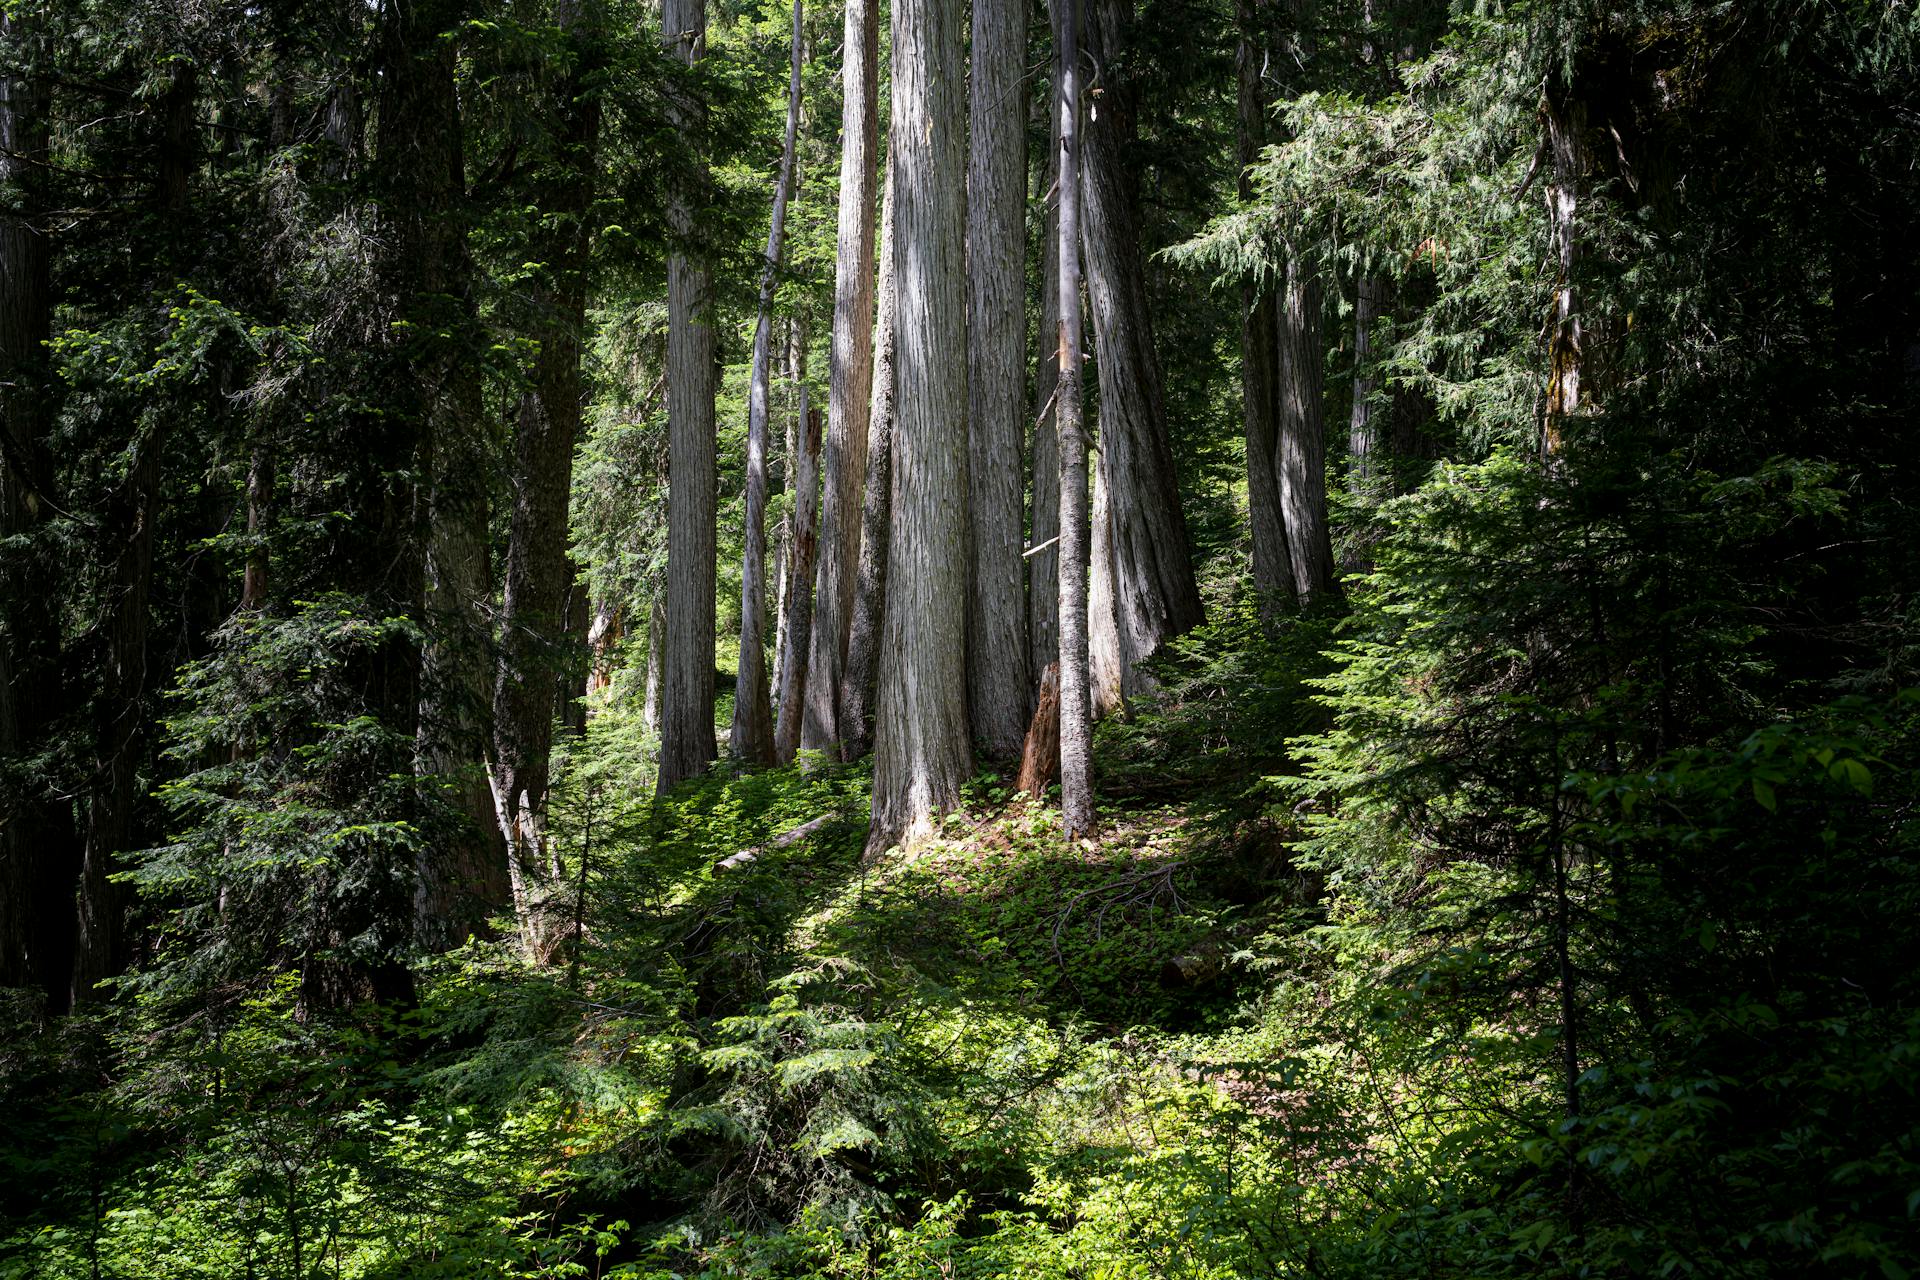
[{"xmin": 714, "ymin": 813, "xmax": 837, "ymax": 873}]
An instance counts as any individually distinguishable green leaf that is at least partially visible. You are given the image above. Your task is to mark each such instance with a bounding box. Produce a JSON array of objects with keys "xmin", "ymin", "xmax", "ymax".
[{"xmin": 1752, "ymin": 779, "xmax": 1776, "ymax": 812}]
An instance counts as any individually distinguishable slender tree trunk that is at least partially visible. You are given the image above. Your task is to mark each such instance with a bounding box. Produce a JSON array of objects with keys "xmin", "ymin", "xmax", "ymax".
[
  {"xmin": 839, "ymin": 167, "xmax": 896, "ymax": 762},
  {"xmin": 966, "ymin": 0, "xmax": 1032, "ymax": 761},
  {"xmin": 774, "ymin": 319, "xmax": 820, "ymax": 762},
  {"xmin": 1076, "ymin": 0, "xmax": 1201, "ymax": 704},
  {"xmin": 1275, "ymin": 260, "xmax": 1336, "ymax": 601},
  {"xmin": 1236, "ymin": 0, "xmax": 1294, "ymax": 623},
  {"xmin": 1028, "ymin": 116, "xmax": 1062, "ymax": 700},
  {"xmin": 657, "ymin": 0, "xmax": 719, "ymax": 793},
  {"xmin": 1342, "ymin": 271, "xmax": 1388, "ymax": 571},
  {"xmin": 0, "ymin": 11, "xmax": 72, "ymax": 1003},
  {"xmin": 1054, "ymin": 0, "xmax": 1094, "ymax": 837},
  {"xmin": 867, "ymin": 0, "xmax": 970, "ymax": 855},
  {"xmin": 487, "ymin": 0, "xmax": 605, "ymax": 954},
  {"xmin": 642, "ymin": 594, "xmax": 665, "ymax": 737},
  {"xmin": 800, "ymin": 0, "xmax": 880, "ymax": 758},
  {"xmin": 558, "ymin": 565, "xmax": 589, "ymax": 735},
  {"xmin": 1542, "ymin": 86, "xmax": 1584, "ymax": 456},
  {"xmin": 731, "ymin": 0, "xmax": 805, "ymax": 766}
]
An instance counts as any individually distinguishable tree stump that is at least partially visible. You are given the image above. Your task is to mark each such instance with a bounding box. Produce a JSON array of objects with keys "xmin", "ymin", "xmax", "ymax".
[{"xmin": 1016, "ymin": 662, "xmax": 1061, "ymax": 798}]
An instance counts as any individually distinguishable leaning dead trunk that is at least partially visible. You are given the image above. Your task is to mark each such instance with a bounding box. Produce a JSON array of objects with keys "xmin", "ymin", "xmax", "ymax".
[
  {"xmin": 800, "ymin": 0, "xmax": 880, "ymax": 758},
  {"xmin": 657, "ymin": 0, "xmax": 720, "ymax": 793},
  {"xmin": 867, "ymin": 0, "xmax": 971, "ymax": 856},
  {"xmin": 839, "ymin": 167, "xmax": 896, "ymax": 762},
  {"xmin": 965, "ymin": 0, "xmax": 1032, "ymax": 760},
  {"xmin": 730, "ymin": 0, "xmax": 804, "ymax": 766}
]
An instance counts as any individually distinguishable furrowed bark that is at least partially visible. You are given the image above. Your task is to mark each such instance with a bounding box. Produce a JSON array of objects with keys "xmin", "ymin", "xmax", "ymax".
[
  {"xmin": 1076, "ymin": 0, "xmax": 1202, "ymax": 707},
  {"xmin": 731, "ymin": 0, "xmax": 804, "ymax": 767},
  {"xmin": 658, "ymin": 0, "xmax": 720, "ymax": 793},
  {"xmin": 839, "ymin": 166, "xmax": 896, "ymax": 762},
  {"xmin": 1275, "ymin": 259, "xmax": 1336, "ymax": 601},
  {"xmin": 1236, "ymin": 0, "xmax": 1295, "ymax": 623},
  {"xmin": 1028, "ymin": 115, "xmax": 1062, "ymax": 700},
  {"xmin": 867, "ymin": 0, "xmax": 971, "ymax": 856},
  {"xmin": 490, "ymin": 0, "xmax": 605, "ymax": 955},
  {"xmin": 1054, "ymin": 0, "xmax": 1094, "ymax": 838},
  {"xmin": 800, "ymin": 0, "xmax": 880, "ymax": 758},
  {"xmin": 388, "ymin": 2, "xmax": 507, "ymax": 957},
  {"xmin": 966, "ymin": 0, "xmax": 1032, "ymax": 761},
  {"xmin": 773, "ymin": 317, "xmax": 819, "ymax": 763}
]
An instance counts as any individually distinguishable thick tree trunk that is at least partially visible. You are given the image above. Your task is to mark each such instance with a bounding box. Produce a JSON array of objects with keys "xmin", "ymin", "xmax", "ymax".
[
  {"xmin": 1236, "ymin": 0, "xmax": 1294, "ymax": 623},
  {"xmin": 657, "ymin": 0, "xmax": 719, "ymax": 793},
  {"xmin": 1076, "ymin": 0, "xmax": 1202, "ymax": 703},
  {"xmin": 1028, "ymin": 119, "xmax": 1062, "ymax": 700},
  {"xmin": 487, "ymin": 0, "xmax": 605, "ymax": 955},
  {"xmin": 386, "ymin": 0, "xmax": 519, "ymax": 954},
  {"xmin": 417, "ymin": 389, "xmax": 506, "ymax": 952},
  {"xmin": 799, "ymin": 0, "xmax": 880, "ymax": 758},
  {"xmin": 1275, "ymin": 260, "xmax": 1337, "ymax": 601},
  {"xmin": 1054, "ymin": 0, "xmax": 1094, "ymax": 838},
  {"xmin": 867, "ymin": 0, "xmax": 970, "ymax": 856},
  {"xmin": 839, "ymin": 168, "xmax": 896, "ymax": 763},
  {"xmin": 0, "ymin": 12, "xmax": 72, "ymax": 1003},
  {"xmin": 965, "ymin": 0, "xmax": 1031, "ymax": 761},
  {"xmin": 731, "ymin": 0, "xmax": 804, "ymax": 767},
  {"xmin": 773, "ymin": 319, "xmax": 819, "ymax": 763}
]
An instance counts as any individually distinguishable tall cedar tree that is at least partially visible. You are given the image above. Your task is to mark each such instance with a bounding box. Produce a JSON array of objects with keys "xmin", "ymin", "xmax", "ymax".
[
  {"xmin": 800, "ymin": 0, "xmax": 880, "ymax": 759},
  {"xmin": 657, "ymin": 0, "xmax": 719, "ymax": 794},
  {"xmin": 868, "ymin": 0, "xmax": 969, "ymax": 855}
]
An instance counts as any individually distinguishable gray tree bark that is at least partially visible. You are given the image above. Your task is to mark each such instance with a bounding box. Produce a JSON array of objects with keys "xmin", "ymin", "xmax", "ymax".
[
  {"xmin": 1077, "ymin": 0, "xmax": 1202, "ymax": 707},
  {"xmin": 658, "ymin": 0, "xmax": 720, "ymax": 793},
  {"xmin": 867, "ymin": 0, "xmax": 971, "ymax": 855},
  {"xmin": 839, "ymin": 166, "xmax": 896, "ymax": 762},
  {"xmin": 1275, "ymin": 260, "xmax": 1337, "ymax": 601},
  {"xmin": 1028, "ymin": 121, "xmax": 1062, "ymax": 699},
  {"xmin": 489, "ymin": 0, "xmax": 605, "ymax": 955},
  {"xmin": 1053, "ymin": 0, "xmax": 1094, "ymax": 837},
  {"xmin": 966, "ymin": 0, "xmax": 1031, "ymax": 761},
  {"xmin": 773, "ymin": 317, "xmax": 819, "ymax": 762},
  {"xmin": 1236, "ymin": 0, "xmax": 1295, "ymax": 622},
  {"xmin": 800, "ymin": 0, "xmax": 880, "ymax": 758},
  {"xmin": 731, "ymin": 0, "xmax": 805, "ymax": 767}
]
